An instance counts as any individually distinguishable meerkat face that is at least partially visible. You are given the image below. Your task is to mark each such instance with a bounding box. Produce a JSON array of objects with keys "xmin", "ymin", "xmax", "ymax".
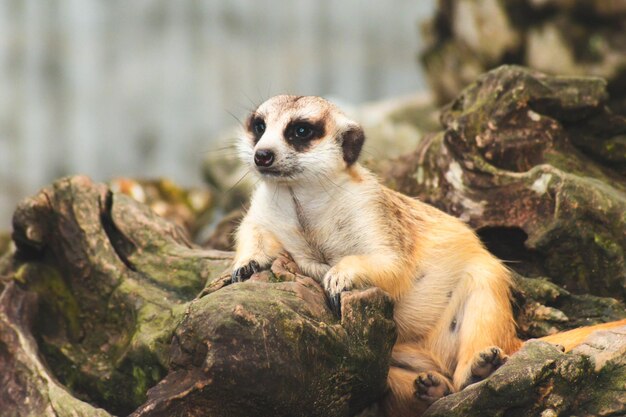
[{"xmin": 239, "ymin": 95, "xmax": 365, "ymax": 183}]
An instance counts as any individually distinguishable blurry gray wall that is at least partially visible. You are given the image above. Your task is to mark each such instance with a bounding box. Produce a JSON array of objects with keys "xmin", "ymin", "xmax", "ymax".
[{"xmin": 0, "ymin": 0, "xmax": 436, "ymax": 230}]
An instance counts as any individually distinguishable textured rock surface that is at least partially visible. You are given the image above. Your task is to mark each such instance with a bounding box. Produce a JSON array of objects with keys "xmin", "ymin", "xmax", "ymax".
[
  {"xmin": 202, "ymin": 209, "xmax": 243, "ymax": 251},
  {"xmin": 0, "ymin": 282, "xmax": 114, "ymax": 417},
  {"xmin": 132, "ymin": 256, "xmax": 395, "ymax": 417},
  {"xmin": 4, "ymin": 176, "xmax": 231, "ymax": 415},
  {"xmin": 423, "ymin": 327, "xmax": 626, "ymax": 417},
  {"xmin": 421, "ymin": 0, "xmax": 626, "ymax": 114},
  {"xmin": 353, "ymin": 93, "xmax": 440, "ymax": 163},
  {"xmin": 515, "ymin": 275, "xmax": 626, "ymax": 338},
  {"xmin": 1, "ymin": 176, "xmax": 395, "ymax": 416},
  {"xmin": 108, "ymin": 177, "xmax": 214, "ymax": 243},
  {"xmin": 382, "ymin": 66, "xmax": 626, "ymax": 303}
]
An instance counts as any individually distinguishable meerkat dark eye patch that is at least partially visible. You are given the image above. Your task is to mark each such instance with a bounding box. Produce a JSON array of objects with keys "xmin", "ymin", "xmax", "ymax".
[
  {"xmin": 247, "ymin": 115, "xmax": 266, "ymax": 143},
  {"xmin": 284, "ymin": 119, "xmax": 325, "ymax": 151}
]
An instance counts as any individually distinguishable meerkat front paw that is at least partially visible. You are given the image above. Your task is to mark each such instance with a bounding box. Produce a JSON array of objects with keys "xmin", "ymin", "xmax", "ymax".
[
  {"xmin": 231, "ymin": 260, "xmax": 262, "ymax": 283},
  {"xmin": 323, "ymin": 268, "xmax": 354, "ymax": 317}
]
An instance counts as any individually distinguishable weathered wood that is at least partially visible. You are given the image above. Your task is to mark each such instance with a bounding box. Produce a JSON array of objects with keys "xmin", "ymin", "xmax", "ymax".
[
  {"xmin": 1, "ymin": 175, "xmax": 395, "ymax": 416},
  {"xmin": 0, "ymin": 281, "xmax": 114, "ymax": 417},
  {"xmin": 6, "ymin": 176, "xmax": 231, "ymax": 415},
  {"xmin": 381, "ymin": 66, "xmax": 626, "ymax": 305},
  {"xmin": 423, "ymin": 328, "xmax": 626, "ymax": 417},
  {"xmin": 132, "ymin": 256, "xmax": 395, "ymax": 417}
]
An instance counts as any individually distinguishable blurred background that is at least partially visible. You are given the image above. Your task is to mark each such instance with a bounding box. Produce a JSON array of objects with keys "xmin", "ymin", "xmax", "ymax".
[
  {"xmin": 3, "ymin": 0, "xmax": 625, "ymax": 231},
  {"xmin": 0, "ymin": 0, "xmax": 436, "ymax": 230}
]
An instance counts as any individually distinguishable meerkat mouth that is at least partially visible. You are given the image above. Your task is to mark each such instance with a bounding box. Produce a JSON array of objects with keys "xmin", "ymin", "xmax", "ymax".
[
  {"xmin": 257, "ymin": 167, "xmax": 283, "ymax": 176},
  {"xmin": 256, "ymin": 165, "xmax": 302, "ymax": 179},
  {"xmin": 256, "ymin": 167, "xmax": 293, "ymax": 178}
]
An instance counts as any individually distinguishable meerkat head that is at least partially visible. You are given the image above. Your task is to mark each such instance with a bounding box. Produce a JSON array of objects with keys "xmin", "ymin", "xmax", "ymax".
[{"xmin": 239, "ymin": 95, "xmax": 365, "ymax": 183}]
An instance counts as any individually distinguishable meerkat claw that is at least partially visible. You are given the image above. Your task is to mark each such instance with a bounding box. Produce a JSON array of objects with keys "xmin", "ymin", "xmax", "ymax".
[
  {"xmin": 328, "ymin": 292, "xmax": 342, "ymax": 318},
  {"xmin": 231, "ymin": 260, "xmax": 261, "ymax": 283},
  {"xmin": 323, "ymin": 269, "xmax": 352, "ymax": 318}
]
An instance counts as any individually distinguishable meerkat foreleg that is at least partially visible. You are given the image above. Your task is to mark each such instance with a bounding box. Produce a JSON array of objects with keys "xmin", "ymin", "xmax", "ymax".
[
  {"xmin": 232, "ymin": 215, "xmax": 283, "ymax": 282},
  {"xmin": 323, "ymin": 253, "xmax": 414, "ymax": 314},
  {"xmin": 291, "ymin": 257, "xmax": 331, "ymax": 281}
]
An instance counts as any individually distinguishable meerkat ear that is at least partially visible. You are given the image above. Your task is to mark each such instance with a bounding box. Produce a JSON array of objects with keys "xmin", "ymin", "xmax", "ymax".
[{"xmin": 340, "ymin": 125, "xmax": 365, "ymax": 166}]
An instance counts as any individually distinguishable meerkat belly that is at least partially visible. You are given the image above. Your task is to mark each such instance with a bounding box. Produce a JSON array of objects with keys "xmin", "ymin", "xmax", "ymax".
[{"xmin": 393, "ymin": 266, "xmax": 465, "ymax": 343}]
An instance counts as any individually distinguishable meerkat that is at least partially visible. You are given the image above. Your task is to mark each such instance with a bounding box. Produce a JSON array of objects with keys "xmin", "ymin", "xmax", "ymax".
[{"xmin": 229, "ymin": 95, "xmax": 624, "ymax": 416}]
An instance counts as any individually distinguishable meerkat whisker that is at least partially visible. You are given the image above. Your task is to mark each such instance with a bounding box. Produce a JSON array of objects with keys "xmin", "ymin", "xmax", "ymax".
[
  {"xmin": 224, "ymin": 169, "xmax": 251, "ymax": 196},
  {"xmin": 225, "ymin": 110, "xmax": 246, "ymax": 128}
]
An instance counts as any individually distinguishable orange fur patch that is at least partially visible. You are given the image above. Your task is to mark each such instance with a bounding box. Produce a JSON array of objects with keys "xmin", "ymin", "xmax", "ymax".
[
  {"xmin": 538, "ymin": 319, "xmax": 626, "ymax": 352},
  {"xmin": 347, "ymin": 166, "xmax": 363, "ymax": 183}
]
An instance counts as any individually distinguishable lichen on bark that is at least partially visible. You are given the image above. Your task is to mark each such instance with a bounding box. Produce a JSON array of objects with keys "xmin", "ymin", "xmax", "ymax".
[
  {"xmin": 6, "ymin": 176, "xmax": 232, "ymax": 415},
  {"xmin": 381, "ymin": 66, "xmax": 626, "ymax": 304},
  {"xmin": 1, "ymin": 176, "xmax": 396, "ymax": 417},
  {"xmin": 132, "ymin": 256, "xmax": 396, "ymax": 417}
]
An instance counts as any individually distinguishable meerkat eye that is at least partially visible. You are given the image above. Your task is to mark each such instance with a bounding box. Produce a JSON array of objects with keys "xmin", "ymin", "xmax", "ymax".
[
  {"xmin": 293, "ymin": 123, "xmax": 314, "ymax": 139},
  {"xmin": 253, "ymin": 120, "xmax": 266, "ymax": 136}
]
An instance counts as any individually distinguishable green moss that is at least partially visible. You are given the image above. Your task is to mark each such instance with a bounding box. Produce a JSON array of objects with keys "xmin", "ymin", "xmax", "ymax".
[
  {"xmin": 266, "ymin": 271, "xmax": 283, "ymax": 283},
  {"xmin": 577, "ymin": 357, "xmax": 626, "ymax": 415},
  {"xmin": 516, "ymin": 276, "xmax": 565, "ymax": 302},
  {"xmin": 47, "ymin": 385, "xmax": 114, "ymax": 417},
  {"xmin": 132, "ymin": 366, "xmax": 149, "ymax": 401},
  {"xmin": 16, "ymin": 263, "xmax": 83, "ymax": 340},
  {"xmin": 593, "ymin": 232, "xmax": 622, "ymax": 257},
  {"xmin": 137, "ymin": 263, "xmax": 205, "ymax": 299},
  {"xmin": 12, "ymin": 262, "xmax": 183, "ymax": 414},
  {"xmin": 38, "ymin": 342, "xmax": 86, "ymax": 395}
]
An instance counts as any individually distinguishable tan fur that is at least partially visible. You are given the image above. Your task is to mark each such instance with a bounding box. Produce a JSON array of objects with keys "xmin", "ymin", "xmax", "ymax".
[
  {"xmin": 347, "ymin": 165, "xmax": 364, "ymax": 183},
  {"xmin": 231, "ymin": 95, "xmax": 615, "ymax": 417},
  {"xmin": 384, "ymin": 367, "xmax": 431, "ymax": 417},
  {"xmin": 538, "ymin": 318, "xmax": 626, "ymax": 352},
  {"xmin": 234, "ymin": 214, "xmax": 284, "ymax": 268}
]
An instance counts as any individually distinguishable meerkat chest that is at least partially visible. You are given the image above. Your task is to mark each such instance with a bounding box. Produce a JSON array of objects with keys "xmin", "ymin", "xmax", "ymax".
[{"xmin": 253, "ymin": 184, "xmax": 366, "ymax": 266}]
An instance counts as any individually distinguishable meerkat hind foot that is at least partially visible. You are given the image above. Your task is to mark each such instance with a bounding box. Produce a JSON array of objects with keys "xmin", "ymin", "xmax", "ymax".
[
  {"xmin": 465, "ymin": 346, "xmax": 508, "ymax": 387},
  {"xmin": 414, "ymin": 371, "xmax": 453, "ymax": 404}
]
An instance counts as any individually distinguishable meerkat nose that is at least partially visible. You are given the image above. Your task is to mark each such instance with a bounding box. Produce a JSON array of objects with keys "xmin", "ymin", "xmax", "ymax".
[{"xmin": 254, "ymin": 149, "xmax": 275, "ymax": 167}]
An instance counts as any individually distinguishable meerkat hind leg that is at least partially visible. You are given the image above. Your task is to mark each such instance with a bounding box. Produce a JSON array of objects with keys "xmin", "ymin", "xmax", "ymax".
[
  {"xmin": 451, "ymin": 268, "xmax": 518, "ymax": 389},
  {"xmin": 382, "ymin": 343, "xmax": 454, "ymax": 417},
  {"xmin": 385, "ymin": 367, "xmax": 452, "ymax": 417}
]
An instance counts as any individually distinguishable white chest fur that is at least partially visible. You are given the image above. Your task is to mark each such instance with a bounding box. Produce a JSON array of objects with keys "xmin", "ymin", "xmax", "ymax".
[{"xmin": 247, "ymin": 177, "xmax": 379, "ymax": 280}]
